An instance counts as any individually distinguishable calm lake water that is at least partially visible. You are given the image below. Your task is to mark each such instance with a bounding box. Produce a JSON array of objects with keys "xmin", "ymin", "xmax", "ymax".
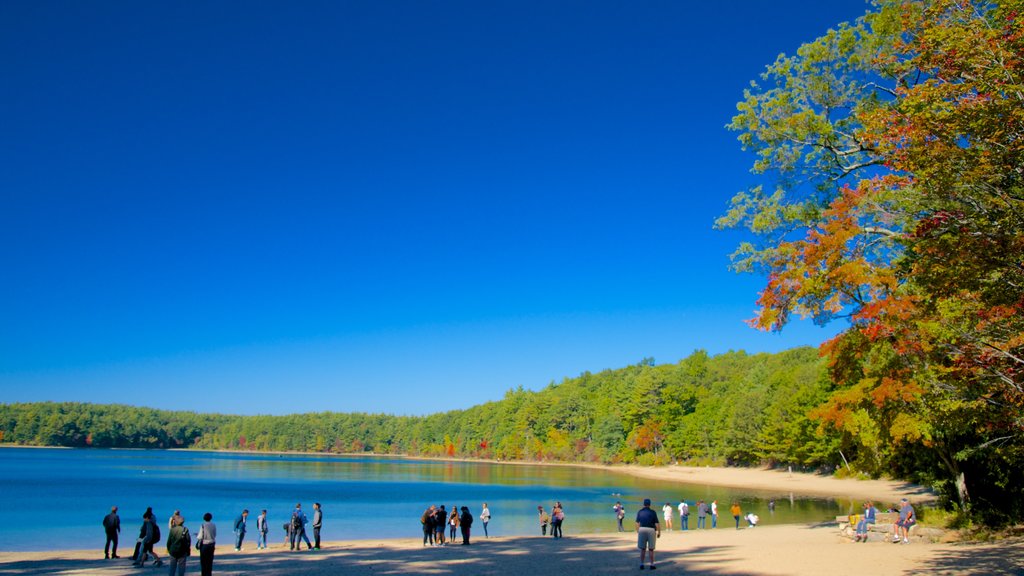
[{"xmin": 0, "ymin": 448, "xmax": 861, "ymax": 551}]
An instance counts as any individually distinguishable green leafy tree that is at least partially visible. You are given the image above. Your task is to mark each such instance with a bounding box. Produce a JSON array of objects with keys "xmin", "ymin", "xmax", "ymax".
[{"xmin": 720, "ymin": 0, "xmax": 1024, "ymax": 524}]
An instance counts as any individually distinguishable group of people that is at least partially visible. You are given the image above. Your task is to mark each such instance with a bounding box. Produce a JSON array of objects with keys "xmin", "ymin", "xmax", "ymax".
[
  {"xmin": 420, "ymin": 503, "xmax": 489, "ymax": 546},
  {"xmin": 537, "ymin": 502, "xmax": 565, "ymax": 537},
  {"xmin": 102, "ymin": 506, "xmax": 217, "ymax": 576},
  {"xmin": 615, "ymin": 498, "xmax": 761, "ymax": 533},
  {"xmin": 102, "ymin": 502, "xmax": 324, "ymax": 575},
  {"xmin": 851, "ymin": 498, "xmax": 916, "ymax": 544}
]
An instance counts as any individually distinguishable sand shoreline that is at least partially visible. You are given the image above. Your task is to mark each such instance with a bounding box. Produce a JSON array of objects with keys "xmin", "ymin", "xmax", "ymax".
[
  {"xmin": 1, "ymin": 525, "xmax": 1019, "ymax": 576},
  {"xmin": 191, "ymin": 448, "xmax": 939, "ymax": 504}
]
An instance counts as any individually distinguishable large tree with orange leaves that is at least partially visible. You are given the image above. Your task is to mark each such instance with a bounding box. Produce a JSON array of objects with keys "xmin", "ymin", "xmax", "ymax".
[{"xmin": 720, "ymin": 0, "xmax": 1024, "ymax": 524}]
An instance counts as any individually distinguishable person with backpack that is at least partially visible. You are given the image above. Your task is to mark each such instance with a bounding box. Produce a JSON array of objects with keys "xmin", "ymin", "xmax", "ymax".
[
  {"xmin": 166, "ymin": 514, "xmax": 191, "ymax": 576},
  {"xmin": 233, "ymin": 509, "xmax": 248, "ymax": 551},
  {"xmin": 420, "ymin": 505, "xmax": 436, "ymax": 547},
  {"xmin": 289, "ymin": 503, "xmax": 312, "ymax": 551},
  {"xmin": 133, "ymin": 509, "xmax": 164, "ymax": 567},
  {"xmin": 256, "ymin": 510, "xmax": 269, "ymax": 550}
]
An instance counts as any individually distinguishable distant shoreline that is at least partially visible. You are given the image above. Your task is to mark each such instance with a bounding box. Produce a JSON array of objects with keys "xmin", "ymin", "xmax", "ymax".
[{"xmin": 2, "ymin": 444, "xmax": 935, "ymax": 504}]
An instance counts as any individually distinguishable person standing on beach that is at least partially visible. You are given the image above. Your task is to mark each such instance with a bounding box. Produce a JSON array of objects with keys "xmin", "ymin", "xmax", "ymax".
[
  {"xmin": 613, "ymin": 501, "xmax": 625, "ymax": 532},
  {"xmin": 551, "ymin": 502, "xmax": 564, "ymax": 538},
  {"xmin": 480, "ymin": 503, "xmax": 491, "ymax": 538},
  {"xmin": 711, "ymin": 500, "xmax": 719, "ymax": 528},
  {"xmin": 233, "ymin": 509, "xmax": 248, "ymax": 551},
  {"xmin": 459, "ymin": 506, "xmax": 473, "ymax": 545},
  {"xmin": 678, "ymin": 500, "xmax": 689, "ymax": 530},
  {"xmin": 312, "ymin": 503, "xmax": 323, "ymax": 549},
  {"xmin": 168, "ymin": 510, "xmax": 181, "ymax": 531},
  {"xmin": 635, "ymin": 498, "xmax": 661, "ymax": 570},
  {"xmin": 103, "ymin": 506, "xmax": 120, "ymax": 559},
  {"xmin": 696, "ymin": 500, "xmax": 707, "ymax": 529},
  {"xmin": 662, "ymin": 502, "xmax": 674, "ymax": 531},
  {"xmin": 196, "ymin": 512, "xmax": 216, "ymax": 576},
  {"xmin": 537, "ymin": 505, "xmax": 550, "ymax": 536},
  {"xmin": 433, "ymin": 505, "xmax": 446, "ymax": 545},
  {"xmin": 165, "ymin": 514, "xmax": 191, "ymax": 576},
  {"xmin": 730, "ymin": 502, "xmax": 742, "ymax": 529},
  {"xmin": 256, "ymin": 510, "xmax": 268, "ymax": 550},
  {"xmin": 421, "ymin": 505, "xmax": 436, "ymax": 547},
  {"xmin": 290, "ymin": 503, "xmax": 312, "ymax": 551},
  {"xmin": 448, "ymin": 507, "xmax": 460, "ymax": 542}
]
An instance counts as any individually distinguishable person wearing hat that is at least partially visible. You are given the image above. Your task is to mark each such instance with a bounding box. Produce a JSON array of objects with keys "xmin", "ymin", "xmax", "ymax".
[
  {"xmin": 892, "ymin": 498, "xmax": 916, "ymax": 544},
  {"xmin": 635, "ymin": 498, "xmax": 661, "ymax": 570}
]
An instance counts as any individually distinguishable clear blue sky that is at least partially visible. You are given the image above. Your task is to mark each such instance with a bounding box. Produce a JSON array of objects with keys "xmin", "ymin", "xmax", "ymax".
[{"xmin": 0, "ymin": 0, "xmax": 866, "ymax": 416}]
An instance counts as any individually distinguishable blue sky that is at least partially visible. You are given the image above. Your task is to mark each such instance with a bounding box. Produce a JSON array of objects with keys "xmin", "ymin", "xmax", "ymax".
[{"xmin": 0, "ymin": 0, "xmax": 866, "ymax": 416}]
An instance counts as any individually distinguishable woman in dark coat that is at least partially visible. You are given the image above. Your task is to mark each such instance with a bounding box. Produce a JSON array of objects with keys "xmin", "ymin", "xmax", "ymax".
[{"xmin": 459, "ymin": 506, "xmax": 473, "ymax": 545}]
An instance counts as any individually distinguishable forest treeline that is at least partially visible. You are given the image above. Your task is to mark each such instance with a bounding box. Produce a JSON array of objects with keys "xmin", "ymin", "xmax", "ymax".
[{"xmin": 0, "ymin": 347, "xmax": 839, "ymax": 468}]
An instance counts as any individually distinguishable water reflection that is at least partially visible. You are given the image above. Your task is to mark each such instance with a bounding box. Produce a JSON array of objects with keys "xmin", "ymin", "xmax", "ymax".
[{"xmin": 0, "ymin": 448, "xmax": 883, "ymax": 551}]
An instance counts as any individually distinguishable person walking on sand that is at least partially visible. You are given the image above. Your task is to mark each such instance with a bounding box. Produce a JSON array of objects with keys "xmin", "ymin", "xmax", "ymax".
[
  {"xmin": 290, "ymin": 503, "xmax": 312, "ymax": 551},
  {"xmin": 662, "ymin": 502, "xmax": 674, "ymax": 531},
  {"xmin": 635, "ymin": 498, "xmax": 661, "ymax": 570},
  {"xmin": 730, "ymin": 502, "xmax": 742, "ymax": 529},
  {"xmin": 312, "ymin": 503, "xmax": 323, "ymax": 549},
  {"xmin": 459, "ymin": 506, "xmax": 474, "ymax": 545},
  {"xmin": 696, "ymin": 500, "xmax": 708, "ymax": 529},
  {"xmin": 196, "ymin": 513, "xmax": 216, "ymax": 576},
  {"xmin": 256, "ymin": 510, "xmax": 268, "ymax": 550},
  {"xmin": 134, "ymin": 510, "xmax": 164, "ymax": 567},
  {"xmin": 480, "ymin": 503, "xmax": 491, "ymax": 538},
  {"xmin": 613, "ymin": 501, "xmax": 626, "ymax": 532},
  {"xmin": 166, "ymin": 514, "xmax": 191, "ymax": 576},
  {"xmin": 233, "ymin": 509, "xmax": 248, "ymax": 551},
  {"xmin": 103, "ymin": 506, "xmax": 120, "ymax": 559},
  {"xmin": 711, "ymin": 500, "xmax": 719, "ymax": 528},
  {"xmin": 538, "ymin": 505, "xmax": 550, "ymax": 536},
  {"xmin": 678, "ymin": 500, "xmax": 689, "ymax": 530}
]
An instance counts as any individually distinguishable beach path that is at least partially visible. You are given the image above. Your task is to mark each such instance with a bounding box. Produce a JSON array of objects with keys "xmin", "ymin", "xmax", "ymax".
[{"xmin": 1, "ymin": 524, "xmax": 1020, "ymax": 575}]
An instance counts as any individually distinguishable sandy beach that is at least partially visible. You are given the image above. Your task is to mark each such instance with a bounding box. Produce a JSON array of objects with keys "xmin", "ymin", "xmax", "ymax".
[
  {"xmin": 1, "ymin": 524, "xmax": 1020, "ymax": 576},
  {"xmin": 614, "ymin": 464, "xmax": 937, "ymax": 505}
]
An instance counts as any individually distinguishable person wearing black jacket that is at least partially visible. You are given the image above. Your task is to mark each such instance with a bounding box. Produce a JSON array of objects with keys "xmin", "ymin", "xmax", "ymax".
[
  {"xmin": 459, "ymin": 506, "xmax": 473, "ymax": 545},
  {"xmin": 102, "ymin": 506, "xmax": 120, "ymax": 559}
]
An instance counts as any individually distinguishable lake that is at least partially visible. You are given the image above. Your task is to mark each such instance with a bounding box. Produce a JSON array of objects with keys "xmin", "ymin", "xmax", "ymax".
[{"xmin": 0, "ymin": 448, "xmax": 856, "ymax": 551}]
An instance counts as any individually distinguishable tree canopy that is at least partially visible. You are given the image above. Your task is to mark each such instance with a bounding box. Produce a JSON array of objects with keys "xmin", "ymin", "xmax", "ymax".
[
  {"xmin": 1, "ymin": 347, "xmax": 837, "ymax": 469},
  {"xmin": 719, "ymin": 0, "xmax": 1023, "ymax": 525}
]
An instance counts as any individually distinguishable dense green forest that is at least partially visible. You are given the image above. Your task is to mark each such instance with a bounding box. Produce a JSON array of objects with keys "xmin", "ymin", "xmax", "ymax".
[{"xmin": 1, "ymin": 347, "xmax": 838, "ymax": 468}]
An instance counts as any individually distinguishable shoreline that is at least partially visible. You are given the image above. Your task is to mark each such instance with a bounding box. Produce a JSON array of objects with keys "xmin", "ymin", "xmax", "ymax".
[
  {"xmin": 2, "ymin": 444, "xmax": 936, "ymax": 505},
  {"xmin": 0, "ymin": 525, "xmax": 1018, "ymax": 575}
]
